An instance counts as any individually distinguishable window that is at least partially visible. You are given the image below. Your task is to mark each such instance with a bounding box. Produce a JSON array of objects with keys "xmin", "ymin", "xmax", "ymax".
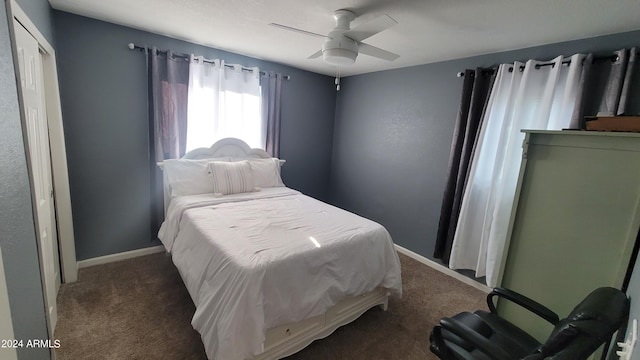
[{"xmin": 186, "ymin": 58, "xmax": 263, "ymax": 151}]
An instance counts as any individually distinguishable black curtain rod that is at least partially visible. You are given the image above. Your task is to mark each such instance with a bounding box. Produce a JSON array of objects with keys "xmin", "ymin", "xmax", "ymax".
[
  {"xmin": 128, "ymin": 43, "xmax": 290, "ymax": 80},
  {"xmin": 456, "ymin": 68, "xmax": 497, "ymax": 77},
  {"xmin": 457, "ymin": 50, "xmax": 638, "ymax": 76},
  {"xmin": 507, "ymin": 53, "xmax": 626, "ymax": 73}
]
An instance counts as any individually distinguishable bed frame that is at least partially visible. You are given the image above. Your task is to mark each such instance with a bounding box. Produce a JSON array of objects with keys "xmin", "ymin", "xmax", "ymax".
[
  {"xmin": 160, "ymin": 138, "xmax": 391, "ymax": 360},
  {"xmin": 258, "ymin": 287, "xmax": 388, "ymax": 359}
]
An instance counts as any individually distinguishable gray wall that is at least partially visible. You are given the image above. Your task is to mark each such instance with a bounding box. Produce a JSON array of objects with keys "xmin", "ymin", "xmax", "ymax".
[
  {"xmin": 53, "ymin": 11, "xmax": 337, "ymax": 261},
  {"xmin": 1, "ymin": 1, "xmax": 52, "ymax": 359},
  {"xmin": 330, "ymin": 29, "xmax": 640, "ymax": 262}
]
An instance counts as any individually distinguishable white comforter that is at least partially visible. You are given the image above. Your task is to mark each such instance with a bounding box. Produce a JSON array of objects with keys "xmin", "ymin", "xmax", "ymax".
[{"xmin": 158, "ymin": 188, "xmax": 402, "ymax": 360}]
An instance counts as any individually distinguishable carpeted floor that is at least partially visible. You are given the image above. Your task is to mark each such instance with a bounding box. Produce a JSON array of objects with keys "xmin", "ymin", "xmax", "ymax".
[{"xmin": 54, "ymin": 252, "xmax": 487, "ymax": 360}]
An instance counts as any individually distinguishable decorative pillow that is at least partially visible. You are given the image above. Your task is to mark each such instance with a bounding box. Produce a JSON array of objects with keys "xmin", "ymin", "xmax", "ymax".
[
  {"xmin": 208, "ymin": 160, "xmax": 256, "ymax": 195},
  {"xmin": 248, "ymin": 158, "xmax": 285, "ymax": 188},
  {"xmin": 163, "ymin": 158, "xmax": 228, "ymax": 197}
]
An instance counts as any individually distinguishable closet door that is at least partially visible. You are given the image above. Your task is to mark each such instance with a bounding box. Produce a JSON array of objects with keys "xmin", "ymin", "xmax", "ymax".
[
  {"xmin": 14, "ymin": 20, "xmax": 60, "ymax": 334},
  {"xmin": 498, "ymin": 131, "xmax": 640, "ymax": 342}
]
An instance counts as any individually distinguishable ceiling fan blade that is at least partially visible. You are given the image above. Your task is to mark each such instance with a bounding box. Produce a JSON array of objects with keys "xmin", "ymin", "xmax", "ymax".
[
  {"xmin": 344, "ymin": 14, "xmax": 397, "ymax": 42},
  {"xmin": 358, "ymin": 43, "xmax": 399, "ymax": 61},
  {"xmin": 308, "ymin": 50, "xmax": 323, "ymax": 59},
  {"xmin": 268, "ymin": 23, "xmax": 327, "ymax": 39}
]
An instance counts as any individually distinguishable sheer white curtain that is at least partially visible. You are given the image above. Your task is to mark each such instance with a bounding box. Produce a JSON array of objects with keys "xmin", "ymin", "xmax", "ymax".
[
  {"xmin": 186, "ymin": 55, "xmax": 262, "ymax": 151},
  {"xmin": 448, "ymin": 54, "xmax": 586, "ymax": 288}
]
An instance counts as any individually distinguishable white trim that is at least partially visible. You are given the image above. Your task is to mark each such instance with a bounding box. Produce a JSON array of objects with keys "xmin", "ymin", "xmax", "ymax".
[
  {"xmin": 77, "ymin": 246, "xmax": 166, "ymax": 269},
  {"xmin": 10, "ymin": 1, "xmax": 52, "ymax": 52},
  {"xmin": 394, "ymin": 244, "xmax": 491, "ymax": 294},
  {"xmin": 0, "ymin": 246, "xmax": 18, "ymax": 360},
  {"xmin": 10, "ymin": 0, "xmax": 78, "ymax": 284}
]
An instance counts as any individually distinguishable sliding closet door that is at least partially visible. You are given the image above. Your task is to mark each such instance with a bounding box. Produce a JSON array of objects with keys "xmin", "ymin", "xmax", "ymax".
[{"xmin": 13, "ymin": 19, "xmax": 60, "ymax": 334}]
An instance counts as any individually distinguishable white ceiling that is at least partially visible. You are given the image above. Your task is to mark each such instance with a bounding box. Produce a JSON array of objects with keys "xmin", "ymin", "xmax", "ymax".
[{"xmin": 49, "ymin": 0, "xmax": 640, "ymax": 77}]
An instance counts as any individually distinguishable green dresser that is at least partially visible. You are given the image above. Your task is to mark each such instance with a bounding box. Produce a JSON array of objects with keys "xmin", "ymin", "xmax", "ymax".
[{"xmin": 498, "ymin": 130, "xmax": 640, "ymax": 352}]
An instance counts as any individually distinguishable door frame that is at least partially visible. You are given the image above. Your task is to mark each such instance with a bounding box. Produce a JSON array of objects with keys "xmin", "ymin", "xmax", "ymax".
[{"xmin": 9, "ymin": 1, "xmax": 77, "ymax": 284}]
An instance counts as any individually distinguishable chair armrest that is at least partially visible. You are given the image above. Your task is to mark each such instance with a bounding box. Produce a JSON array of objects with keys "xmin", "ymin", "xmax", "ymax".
[
  {"xmin": 488, "ymin": 288, "xmax": 559, "ymax": 325},
  {"xmin": 440, "ymin": 317, "xmax": 513, "ymax": 360}
]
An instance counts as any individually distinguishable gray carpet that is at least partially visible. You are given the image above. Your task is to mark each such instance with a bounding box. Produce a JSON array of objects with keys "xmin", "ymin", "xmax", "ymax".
[{"xmin": 54, "ymin": 252, "xmax": 486, "ymax": 359}]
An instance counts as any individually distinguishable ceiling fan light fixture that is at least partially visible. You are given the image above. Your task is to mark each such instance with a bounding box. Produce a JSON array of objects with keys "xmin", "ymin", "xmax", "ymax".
[
  {"xmin": 322, "ymin": 34, "xmax": 358, "ymax": 65},
  {"xmin": 323, "ymin": 48, "xmax": 357, "ymax": 65}
]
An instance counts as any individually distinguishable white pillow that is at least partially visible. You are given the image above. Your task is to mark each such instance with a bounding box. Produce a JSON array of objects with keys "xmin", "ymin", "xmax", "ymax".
[
  {"xmin": 248, "ymin": 158, "xmax": 285, "ymax": 188},
  {"xmin": 209, "ymin": 160, "xmax": 256, "ymax": 195},
  {"xmin": 163, "ymin": 158, "xmax": 227, "ymax": 197}
]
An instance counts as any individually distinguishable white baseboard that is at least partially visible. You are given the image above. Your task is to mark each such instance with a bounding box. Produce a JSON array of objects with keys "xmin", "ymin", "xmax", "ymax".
[
  {"xmin": 395, "ymin": 244, "xmax": 491, "ymax": 294},
  {"xmin": 77, "ymin": 245, "xmax": 166, "ymax": 269}
]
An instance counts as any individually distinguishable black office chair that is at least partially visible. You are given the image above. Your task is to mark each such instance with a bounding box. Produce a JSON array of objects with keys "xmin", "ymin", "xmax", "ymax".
[{"xmin": 429, "ymin": 287, "xmax": 629, "ymax": 360}]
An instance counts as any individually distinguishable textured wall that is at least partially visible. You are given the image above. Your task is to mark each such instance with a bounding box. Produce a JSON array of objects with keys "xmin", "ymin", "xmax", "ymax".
[
  {"xmin": 53, "ymin": 11, "xmax": 337, "ymax": 260},
  {"xmin": 1, "ymin": 1, "xmax": 51, "ymax": 359},
  {"xmin": 331, "ymin": 30, "xmax": 640, "ymax": 262}
]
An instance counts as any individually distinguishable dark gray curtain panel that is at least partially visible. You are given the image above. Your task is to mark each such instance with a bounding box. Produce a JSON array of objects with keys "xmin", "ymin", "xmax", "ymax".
[
  {"xmin": 262, "ymin": 71, "xmax": 283, "ymax": 158},
  {"xmin": 617, "ymin": 47, "xmax": 637, "ymax": 114},
  {"xmin": 148, "ymin": 47, "xmax": 189, "ymax": 161},
  {"xmin": 147, "ymin": 47, "xmax": 189, "ymax": 235},
  {"xmin": 602, "ymin": 47, "xmax": 637, "ymax": 116},
  {"xmin": 570, "ymin": 54, "xmax": 594, "ymax": 129},
  {"xmin": 577, "ymin": 47, "xmax": 637, "ymax": 126},
  {"xmin": 434, "ymin": 68, "xmax": 495, "ymax": 264}
]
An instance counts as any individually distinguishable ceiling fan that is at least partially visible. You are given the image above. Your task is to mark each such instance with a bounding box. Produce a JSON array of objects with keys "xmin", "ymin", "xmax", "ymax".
[{"xmin": 269, "ymin": 9, "xmax": 399, "ymax": 66}]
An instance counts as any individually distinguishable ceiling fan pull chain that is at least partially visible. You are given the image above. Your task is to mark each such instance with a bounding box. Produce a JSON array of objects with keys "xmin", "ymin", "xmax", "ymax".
[{"xmin": 335, "ymin": 66, "xmax": 341, "ymax": 91}]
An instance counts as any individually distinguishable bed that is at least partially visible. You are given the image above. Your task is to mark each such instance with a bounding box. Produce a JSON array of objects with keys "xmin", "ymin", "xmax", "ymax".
[{"xmin": 157, "ymin": 138, "xmax": 402, "ymax": 360}]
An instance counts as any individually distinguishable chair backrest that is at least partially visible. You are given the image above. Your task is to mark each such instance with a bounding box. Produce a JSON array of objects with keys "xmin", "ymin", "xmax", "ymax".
[{"xmin": 532, "ymin": 287, "xmax": 629, "ymax": 359}]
